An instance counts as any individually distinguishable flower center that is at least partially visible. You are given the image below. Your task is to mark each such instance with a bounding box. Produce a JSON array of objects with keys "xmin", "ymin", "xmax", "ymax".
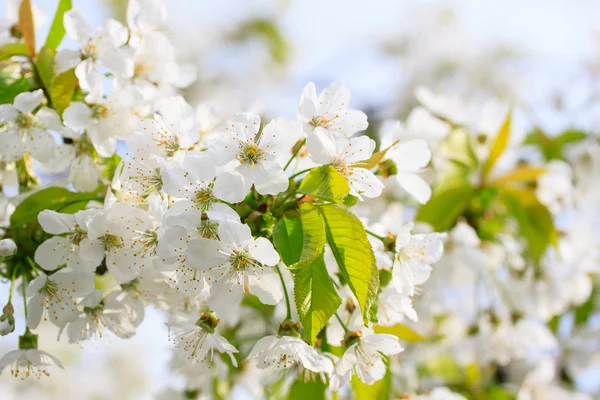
[
  {"xmin": 100, "ymin": 234, "xmax": 124, "ymax": 251},
  {"xmin": 309, "ymin": 115, "xmax": 329, "ymax": 128},
  {"xmin": 194, "ymin": 185, "xmax": 216, "ymax": 211},
  {"xmin": 16, "ymin": 113, "xmax": 35, "ymax": 129},
  {"xmin": 197, "ymin": 218, "xmax": 219, "ymax": 239},
  {"xmin": 68, "ymin": 225, "xmax": 87, "ymax": 246},
  {"xmin": 237, "ymin": 142, "xmax": 265, "ymax": 166},
  {"xmin": 230, "ymin": 250, "xmax": 252, "ymax": 271}
]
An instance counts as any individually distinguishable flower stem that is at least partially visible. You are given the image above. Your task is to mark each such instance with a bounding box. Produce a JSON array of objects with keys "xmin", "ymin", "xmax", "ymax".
[
  {"xmin": 21, "ymin": 276, "xmax": 28, "ymax": 320},
  {"xmin": 275, "ymin": 265, "xmax": 292, "ymax": 320},
  {"xmin": 289, "ymin": 167, "xmax": 313, "ymax": 180},
  {"xmin": 284, "ymin": 138, "xmax": 306, "ymax": 171},
  {"xmin": 335, "ymin": 312, "xmax": 350, "ymax": 334},
  {"xmin": 365, "ymin": 229, "xmax": 385, "ymax": 242},
  {"xmin": 7, "ymin": 268, "xmax": 16, "ymax": 304}
]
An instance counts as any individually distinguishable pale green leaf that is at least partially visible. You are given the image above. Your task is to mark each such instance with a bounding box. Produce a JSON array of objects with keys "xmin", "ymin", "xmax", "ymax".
[
  {"xmin": 35, "ymin": 46, "xmax": 55, "ymax": 91},
  {"xmin": 482, "ymin": 109, "xmax": 512, "ymax": 178},
  {"xmin": 491, "ymin": 165, "xmax": 546, "ymax": 186},
  {"xmin": 298, "ymin": 165, "xmax": 350, "ymax": 203},
  {"xmin": 288, "ymin": 378, "xmax": 327, "ymax": 400},
  {"xmin": 501, "ymin": 189, "xmax": 556, "ymax": 263},
  {"xmin": 44, "ymin": 0, "xmax": 72, "ymax": 50},
  {"xmin": 290, "ymin": 252, "xmax": 341, "ymax": 344},
  {"xmin": 0, "ymin": 42, "xmax": 29, "ymax": 61},
  {"xmin": 415, "ymin": 183, "xmax": 475, "ymax": 231},
  {"xmin": 374, "ymin": 324, "xmax": 425, "ymax": 342},
  {"xmin": 10, "ymin": 187, "xmax": 102, "ymax": 227},
  {"xmin": 51, "ymin": 69, "xmax": 77, "ymax": 115},
  {"xmin": 318, "ymin": 204, "xmax": 378, "ymax": 325},
  {"xmin": 352, "ymin": 369, "xmax": 391, "ymax": 400},
  {"xmin": 287, "ymin": 203, "xmax": 340, "ymax": 344},
  {"xmin": 272, "ymin": 216, "xmax": 303, "ymax": 266},
  {"xmin": 352, "ymin": 140, "xmax": 399, "ymax": 169}
]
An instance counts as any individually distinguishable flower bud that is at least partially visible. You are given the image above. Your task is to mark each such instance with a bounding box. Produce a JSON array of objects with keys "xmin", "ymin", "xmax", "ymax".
[
  {"xmin": 0, "ymin": 239, "xmax": 17, "ymax": 257},
  {"xmin": 0, "ymin": 304, "xmax": 15, "ymax": 336}
]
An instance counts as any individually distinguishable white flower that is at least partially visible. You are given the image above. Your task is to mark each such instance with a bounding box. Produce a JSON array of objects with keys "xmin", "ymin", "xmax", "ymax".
[
  {"xmin": 64, "ymin": 290, "xmax": 142, "ymax": 343},
  {"xmin": 331, "ymin": 332, "xmax": 403, "ymax": 389},
  {"xmin": 0, "ymin": 349, "xmax": 63, "ymax": 379},
  {"xmin": 209, "ymin": 113, "xmax": 301, "ymax": 197},
  {"xmin": 394, "ymin": 225, "xmax": 446, "ymax": 296},
  {"xmin": 86, "ymin": 202, "xmax": 155, "ymax": 282},
  {"xmin": 0, "ymin": 238, "xmax": 16, "ymax": 256},
  {"xmin": 299, "ymin": 82, "xmax": 368, "ymax": 136},
  {"xmin": 69, "ymin": 153, "xmax": 102, "ymax": 192},
  {"xmin": 126, "ymin": 97, "xmax": 199, "ymax": 159},
  {"xmin": 387, "ymin": 139, "xmax": 432, "ymax": 204},
  {"xmin": 377, "ymin": 286, "xmax": 418, "ymax": 325},
  {"xmin": 186, "ymin": 221, "xmax": 283, "ymax": 314},
  {"xmin": 0, "ymin": 90, "xmax": 66, "ymax": 162},
  {"xmin": 26, "ymin": 270, "xmax": 95, "ymax": 329},
  {"xmin": 162, "ymin": 151, "xmax": 245, "ymax": 223},
  {"xmin": 167, "ymin": 313, "xmax": 238, "ymax": 366},
  {"xmin": 126, "ymin": 0, "xmax": 167, "ymax": 43},
  {"xmin": 306, "ymin": 127, "xmax": 384, "ymax": 199},
  {"xmin": 155, "ymin": 225, "xmax": 207, "ymax": 297},
  {"xmin": 247, "ymin": 334, "xmax": 333, "ymax": 374},
  {"xmin": 57, "ymin": 8, "xmax": 133, "ymax": 101},
  {"xmin": 63, "ymin": 86, "xmax": 143, "ymax": 157},
  {"xmin": 35, "ymin": 209, "xmax": 104, "ymax": 272}
]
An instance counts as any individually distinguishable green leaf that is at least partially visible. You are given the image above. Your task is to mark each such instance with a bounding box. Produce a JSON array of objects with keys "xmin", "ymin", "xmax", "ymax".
[
  {"xmin": 482, "ymin": 109, "xmax": 512, "ymax": 178},
  {"xmin": 0, "ymin": 42, "xmax": 29, "ymax": 61},
  {"xmin": 290, "ymin": 252, "xmax": 341, "ymax": 344},
  {"xmin": 51, "ymin": 69, "xmax": 77, "ymax": 115},
  {"xmin": 44, "ymin": 0, "xmax": 72, "ymax": 50},
  {"xmin": 352, "ymin": 140, "xmax": 399, "ymax": 169},
  {"xmin": 352, "ymin": 369, "xmax": 391, "ymax": 400},
  {"xmin": 10, "ymin": 187, "xmax": 101, "ymax": 227},
  {"xmin": 0, "ymin": 78, "xmax": 29, "ymax": 104},
  {"xmin": 318, "ymin": 204, "xmax": 378, "ymax": 325},
  {"xmin": 524, "ymin": 128, "xmax": 588, "ymax": 161},
  {"xmin": 35, "ymin": 46, "xmax": 55, "ymax": 91},
  {"xmin": 501, "ymin": 189, "xmax": 556, "ymax": 263},
  {"xmin": 288, "ymin": 378, "xmax": 327, "ymax": 400},
  {"xmin": 18, "ymin": 0, "xmax": 36, "ymax": 58},
  {"xmin": 273, "ymin": 216, "xmax": 303, "ymax": 266},
  {"xmin": 415, "ymin": 183, "xmax": 475, "ymax": 231},
  {"xmin": 298, "ymin": 165, "xmax": 350, "ymax": 203},
  {"xmin": 286, "ymin": 203, "xmax": 340, "ymax": 344},
  {"xmin": 374, "ymin": 324, "xmax": 425, "ymax": 342}
]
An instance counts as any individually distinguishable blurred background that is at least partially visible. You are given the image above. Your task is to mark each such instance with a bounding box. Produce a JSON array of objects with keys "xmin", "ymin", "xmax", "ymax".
[{"xmin": 1, "ymin": 0, "xmax": 600, "ymax": 398}]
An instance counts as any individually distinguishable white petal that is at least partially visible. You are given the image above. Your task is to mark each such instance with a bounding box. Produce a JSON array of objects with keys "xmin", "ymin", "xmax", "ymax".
[
  {"xmin": 306, "ymin": 128, "xmax": 337, "ymax": 165},
  {"xmin": 0, "ymin": 131, "xmax": 24, "ymax": 161},
  {"xmin": 298, "ymin": 82, "xmax": 318, "ymax": 119},
  {"xmin": 343, "ymin": 136, "xmax": 376, "ymax": 164},
  {"xmin": 0, "ymin": 105, "xmax": 18, "ymax": 123},
  {"xmin": 25, "ymin": 128, "xmax": 57, "ymax": 162},
  {"xmin": 253, "ymin": 166, "xmax": 288, "ymax": 196},
  {"xmin": 248, "ymin": 237, "xmax": 279, "ymax": 266},
  {"xmin": 187, "ymin": 237, "xmax": 228, "ymax": 271},
  {"xmin": 247, "ymin": 271, "xmax": 283, "ymax": 305},
  {"xmin": 64, "ymin": 9, "xmax": 91, "ymax": 44},
  {"xmin": 34, "ymin": 236, "xmax": 71, "ymax": 271},
  {"xmin": 396, "ymin": 172, "xmax": 432, "ymax": 204},
  {"xmin": 38, "ymin": 210, "xmax": 76, "ymax": 234},
  {"xmin": 14, "ymin": 89, "xmax": 43, "ymax": 113},
  {"xmin": 212, "ymin": 171, "xmax": 247, "ymax": 203},
  {"xmin": 54, "ymin": 50, "xmax": 81, "ymax": 74},
  {"xmin": 392, "ymin": 139, "xmax": 431, "ymax": 172},
  {"xmin": 63, "ymin": 102, "xmax": 93, "ymax": 131}
]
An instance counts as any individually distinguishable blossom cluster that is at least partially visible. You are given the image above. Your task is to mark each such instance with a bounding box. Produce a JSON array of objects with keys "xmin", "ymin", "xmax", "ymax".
[{"xmin": 0, "ymin": 0, "xmax": 598, "ymax": 399}]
